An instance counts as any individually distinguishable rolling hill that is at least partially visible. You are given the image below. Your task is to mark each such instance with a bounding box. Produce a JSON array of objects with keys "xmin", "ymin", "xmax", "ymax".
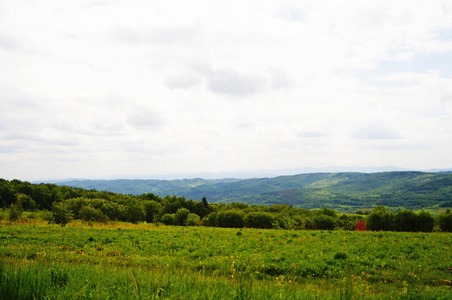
[{"xmin": 56, "ymin": 171, "xmax": 452, "ymax": 212}]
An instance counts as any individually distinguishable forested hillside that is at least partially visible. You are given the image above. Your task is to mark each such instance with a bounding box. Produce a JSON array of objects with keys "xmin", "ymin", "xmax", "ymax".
[{"xmin": 57, "ymin": 172, "xmax": 452, "ymax": 211}]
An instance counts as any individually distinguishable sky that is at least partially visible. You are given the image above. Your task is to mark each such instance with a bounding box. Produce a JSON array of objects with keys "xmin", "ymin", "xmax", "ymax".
[{"xmin": 1, "ymin": 0, "xmax": 452, "ymax": 181}]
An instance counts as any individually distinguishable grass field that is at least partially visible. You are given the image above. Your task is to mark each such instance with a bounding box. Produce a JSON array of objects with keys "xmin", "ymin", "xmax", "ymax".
[{"xmin": 1, "ymin": 220, "xmax": 451, "ymax": 299}]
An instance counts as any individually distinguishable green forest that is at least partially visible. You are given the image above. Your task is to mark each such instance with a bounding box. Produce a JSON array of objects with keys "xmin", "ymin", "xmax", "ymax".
[
  {"xmin": 57, "ymin": 171, "xmax": 452, "ymax": 212},
  {"xmin": 1, "ymin": 177, "xmax": 451, "ymax": 233}
]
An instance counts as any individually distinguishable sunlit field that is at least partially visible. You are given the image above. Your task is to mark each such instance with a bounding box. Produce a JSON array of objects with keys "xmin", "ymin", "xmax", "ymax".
[{"xmin": 1, "ymin": 220, "xmax": 451, "ymax": 299}]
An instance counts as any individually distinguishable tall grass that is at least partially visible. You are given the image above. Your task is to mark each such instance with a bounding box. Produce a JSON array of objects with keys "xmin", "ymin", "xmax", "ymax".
[{"xmin": 1, "ymin": 223, "xmax": 451, "ymax": 299}]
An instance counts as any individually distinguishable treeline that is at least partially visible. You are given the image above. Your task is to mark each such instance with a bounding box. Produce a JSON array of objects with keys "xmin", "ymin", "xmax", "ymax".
[
  {"xmin": 1, "ymin": 179, "xmax": 451, "ymax": 232},
  {"xmin": 366, "ymin": 206, "xmax": 452, "ymax": 233}
]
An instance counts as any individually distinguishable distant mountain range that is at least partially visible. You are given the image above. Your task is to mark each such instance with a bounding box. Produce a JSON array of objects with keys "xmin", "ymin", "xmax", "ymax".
[{"xmin": 55, "ymin": 171, "xmax": 452, "ymax": 212}]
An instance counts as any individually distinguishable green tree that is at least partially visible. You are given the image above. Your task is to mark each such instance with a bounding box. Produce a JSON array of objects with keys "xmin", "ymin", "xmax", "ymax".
[
  {"xmin": 79, "ymin": 205, "xmax": 106, "ymax": 222},
  {"xmin": 438, "ymin": 210, "xmax": 452, "ymax": 232},
  {"xmin": 144, "ymin": 200, "xmax": 162, "ymax": 223},
  {"xmin": 216, "ymin": 210, "xmax": 245, "ymax": 228},
  {"xmin": 313, "ymin": 215, "xmax": 337, "ymax": 230},
  {"xmin": 174, "ymin": 208, "xmax": 190, "ymax": 226},
  {"xmin": 9, "ymin": 203, "xmax": 23, "ymax": 222},
  {"xmin": 245, "ymin": 212, "xmax": 276, "ymax": 229},
  {"xmin": 161, "ymin": 213, "xmax": 175, "ymax": 225},
  {"xmin": 415, "ymin": 210, "xmax": 434, "ymax": 232},
  {"xmin": 52, "ymin": 202, "xmax": 72, "ymax": 226},
  {"xmin": 186, "ymin": 213, "xmax": 201, "ymax": 226},
  {"xmin": 125, "ymin": 201, "xmax": 146, "ymax": 224},
  {"xmin": 366, "ymin": 206, "xmax": 393, "ymax": 231},
  {"xmin": 394, "ymin": 210, "xmax": 418, "ymax": 232}
]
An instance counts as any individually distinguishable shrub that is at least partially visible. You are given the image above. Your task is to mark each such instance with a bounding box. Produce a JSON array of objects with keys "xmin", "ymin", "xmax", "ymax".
[
  {"xmin": 354, "ymin": 220, "xmax": 369, "ymax": 231},
  {"xmin": 313, "ymin": 215, "xmax": 336, "ymax": 230},
  {"xmin": 174, "ymin": 208, "xmax": 190, "ymax": 226},
  {"xmin": 161, "ymin": 214, "xmax": 175, "ymax": 225},
  {"xmin": 366, "ymin": 206, "xmax": 393, "ymax": 231},
  {"xmin": 52, "ymin": 202, "xmax": 72, "ymax": 226},
  {"xmin": 186, "ymin": 213, "xmax": 201, "ymax": 226},
  {"xmin": 205, "ymin": 212, "xmax": 218, "ymax": 227},
  {"xmin": 245, "ymin": 212, "xmax": 276, "ymax": 229},
  {"xmin": 125, "ymin": 201, "xmax": 146, "ymax": 224},
  {"xmin": 144, "ymin": 200, "xmax": 162, "ymax": 223},
  {"xmin": 8, "ymin": 203, "xmax": 23, "ymax": 222},
  {"xmin": 216, "ymin": 210, "xmax": 245, "ymax": 228},
  {"xmin": 438, "ymin": 210, "xmax": 452, "ymax": 232},
  {"xmin": 415, "ymin": 211, "xmax": 434, "ymax": 232},
  {"xmin": 393, "ymin": 210, "xmax": 418, "ymax": 232},
  {"xmin": 79, "ymin": 206, "xmax": 106, "ymax": 222}
]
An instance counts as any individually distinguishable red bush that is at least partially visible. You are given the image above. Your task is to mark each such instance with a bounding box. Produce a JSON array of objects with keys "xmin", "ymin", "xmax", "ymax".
[{"xmin": 355, "ymin": 220, "xmax": 369, "ymax": 231}]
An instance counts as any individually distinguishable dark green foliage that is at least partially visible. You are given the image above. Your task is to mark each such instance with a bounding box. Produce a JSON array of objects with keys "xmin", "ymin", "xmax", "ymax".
[
  {"xmin": 161, "ymin": 214, "xmax": 175, "ymax": 225},
  {"xmin": 366, "ymin": 206, "xmax": 393, "ymax": 231},
  {"xmin": 216, "ymin": 210, "xmax": 245, "ymax": 228},
  {"xmin": 186, "ymin": 213, "xmax": 201, "ymax": 226},
  {"xmin": 415, "ymin": 211, "xmax": 435, "ymax": 232},
  {"xmin": 8, "ymin": 203, "xmax": 23, "ymax": 222},
  {"xmin": 244, "ymin": 212, "xmax": 275, "ymax": 229},
  {"xmin": 79, "ymin": 206, "xmax": 106, "ymax": 222},
  {"xmin": 174, "ymin": 208, "xmax": 190, "ymax": 226},
  {"xmin": 52, "ymin": 202, "xmax": 72, "ymax": 226},
  {"xmin": 313, "ymin": 215, "xmax": 337, "ymax": 230},
  {"xmin": 438, "ymin": 210, "xmax": 452, "ymax": 232},
  {"xmin": 394, "ymin": 210, "xmax": 418, "ymax": 232},
  {"xmin": 144, "ymin": 200, "xmax": 162, "ymax": 223},
  {"xmin": 125, "ymin": 201, "xmax": 145, "ymax": 224}
]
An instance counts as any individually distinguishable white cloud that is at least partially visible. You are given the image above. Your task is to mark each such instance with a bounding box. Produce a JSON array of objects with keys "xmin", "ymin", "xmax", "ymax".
[{"xmin": 1, "ymin": 0, "xmax": 452, "ymax": 180}]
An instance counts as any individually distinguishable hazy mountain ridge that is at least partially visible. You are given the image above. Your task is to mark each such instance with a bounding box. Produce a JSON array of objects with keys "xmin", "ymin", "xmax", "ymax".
[{"xmin": 56, "ymin": 171, "xmax": 452, "ymax": 211}]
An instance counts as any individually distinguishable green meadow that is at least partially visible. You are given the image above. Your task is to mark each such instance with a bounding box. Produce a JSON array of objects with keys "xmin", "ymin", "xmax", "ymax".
[{"xmin": 1, "ymin": 221, "xmax": 451, "ymax": 299}]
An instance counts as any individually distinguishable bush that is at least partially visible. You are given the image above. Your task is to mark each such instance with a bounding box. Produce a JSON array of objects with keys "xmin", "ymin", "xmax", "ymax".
[
  {"xmin": 205, "ymin": 212, "xmax": 218, "ymax": 227},
  {"xmin": 438, "ymin": 210, "xmax": 452, "ymax": 232},
  {"xmin": 174, "ymin": 208, "xmax": 190, "ymax": 226},
  {"xmin": 125, "ymin": 201, "xmax": 146, "ymax": 224},
  {"xmin": 366, "ymin": 206, "xmax": 393, "ymax": 231},
  {"xmin": 52, "ymin": 202, "xmax": 72, "ymax": 226},
  {"xmin": 394, "ymin": 210, "xmax": 418, "ymax": 232},
  {"xmin": 313, "ymin": 215, "xmax": 337, "ymax": 230},
  {"xmin": 161, "ymin": 214, "xmax": 175, "ymax": 225},
  {"xmin": 79, "ymin": 206, "xmax": 106, "ymax": 222},
  {"xmin": 144, "ymin": 200, "xmax": 162, "ymax": 223},
  {"xmin": 186, "ymin": 213, "xmax": 201, "ymax": 226},
  {"xmin": 245, "ymin": 212, "xmax": 276, "ymax": 229},
  {"xmin": 415, "ymin": 211, "xmax": 434, "ymax": 232},
  {"xmin": 216, "ymin": 210, "xmax": 245, "ymax": 228},
  {"xmin": 8, "ymin": 203, "xmax": 23, "ymax": 222}
]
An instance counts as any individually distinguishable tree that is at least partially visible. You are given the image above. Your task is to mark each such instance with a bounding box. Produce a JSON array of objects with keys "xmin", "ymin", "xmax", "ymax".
[
  {"xmin": 144, "ymin": 200, "xmax": 162, "ymax": 223},
  {"xmin": 186, "ymin": 213, "xmax": 201, "ymax": 226},
  {"xmin": 366, "ymin": 206, "xmax": 393, "ymax": 231},
  {"xmin": 79, "ymin": 205, "xmax": 106, "ymax": 222},
  {"xmin": 161, "ymin": 214, "xmax": 175, "ymax": 225},
  {"xmin": 216, "ymin": 210, "xmax": 245, "ymax": 228},
  {"xmin": 125, "ymin": 201, "xmax": 146, "ymax": 224},
  {"xmin": 415, "ymin": 211, "xmax": 434, "ymax": 232},
  {"xmin": 438, "ymin": 209, "xmax": 452, "ymax": 232},
  {"xmin": 245, "ymin": 212, "xmax": 276, "ymax": 229},
  {"xmin": 202, "ymin": 197, "xmax": 208, "ymax": 208},
  {"xmin": 174, "ymin": 208, "xmax": 190, "ymax": 226},
  {"xmin": 313, "ymin": 215, "xmax": 337, "ymax": 230},
  {"xmin": 394, "ymin": 210, "xmax": 417, "ymax": 232},
  {"xmin": 52, "ymin": 202, "xmax": 72, "ymax": 226},
  {"xmin": 9, "ymin": 203, "xmax": 23, "ymax": 222}
]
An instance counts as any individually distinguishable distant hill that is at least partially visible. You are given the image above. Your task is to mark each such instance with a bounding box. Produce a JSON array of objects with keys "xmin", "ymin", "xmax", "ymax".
[{"xmin": 56, "ymin": 171, "xmax": 452, "ymax": 212}]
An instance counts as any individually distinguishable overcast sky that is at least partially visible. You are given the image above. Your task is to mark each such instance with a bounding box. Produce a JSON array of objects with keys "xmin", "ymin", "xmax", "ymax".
[{"xmin": 1, "ymin": 0, "xmax": 452, "ymax": 180}]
